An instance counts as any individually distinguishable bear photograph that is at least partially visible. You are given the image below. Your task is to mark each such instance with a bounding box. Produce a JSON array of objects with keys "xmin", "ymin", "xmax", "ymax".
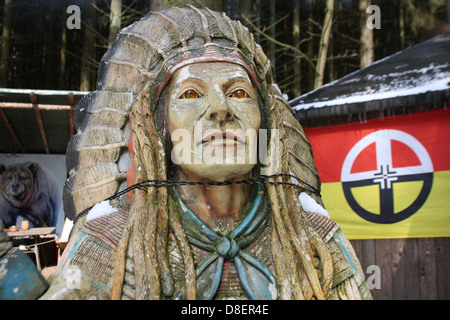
[{"xmin": 0, "ymin": 160, "xmax": 61, "ymax": 230}]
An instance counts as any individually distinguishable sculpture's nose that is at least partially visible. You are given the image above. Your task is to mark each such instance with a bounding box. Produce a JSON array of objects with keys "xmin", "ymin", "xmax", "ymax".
[
  {"xmin": 206, "ymin": 85, "xmax": 234, "ymax": 122},
  {"xmin": 207, "ymin": 109, "xmax": 234, "ymax": 122}
]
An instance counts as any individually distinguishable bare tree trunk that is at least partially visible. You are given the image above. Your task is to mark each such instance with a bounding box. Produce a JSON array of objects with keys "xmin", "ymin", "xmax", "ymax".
[
  {"xmin": 150, "ymin": 0, "xmax": 164, "ymax": 11},
  {"xmin": 306, "ymin": 0, "xmax": 315, "ymax": 91},
  {"xmin": 269, "ymin": 0, "xmax": 276, "ymax": 70},
  {"xmin": 162, "ymin": 0, "xmax": 225, "ymax": 11},
  {"xmin": 447, "ymin": 0, "xmax": 450, "ymax": 23},
  {"xmin": 314, "ymin": 0, "xmax": 334, "ymax": 89},
  {"xmin": 60, "ymin": 1, "xmax": 67, "ymax": 89},
  {"xmin": 293, "ymin": 0, "xmax": 301, "ymax": 96},
  {"xmin": 42, "ymin": 11, "xmax": 53, "ymax": 89},
  {"xmin": 359, "ymin": 0, "xmax": 374, "ymax": 68},
  {"xmin": 80, "ymin": 1, "xmax": 96, "ymax": 91},
  {"xmin": 328, "ymin": 26, "xmax": 335, "ymax": 82},
  {"xmin": 399, "ymin": 0, "xmax": 406, "ymax": 50},
  {"xmin": 0, "ymin": 0, "xmax": 12, "ymax": 87},
  {"xmin": 240, "ymin": 0, "xmax": 253, "ymax": 21},
  {"xmin": 109, "ymin": 0, "xmax": 122, "ymax": 46},
  {"xmin": 405, "ymin": 0, "xmax": 440, "ymax": 38},
  {"xmin": 255, "ymin": 0, "xmax": 261, "ymax": 44}
]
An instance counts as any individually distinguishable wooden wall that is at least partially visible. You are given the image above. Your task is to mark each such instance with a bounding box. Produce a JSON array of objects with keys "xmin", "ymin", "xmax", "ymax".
[{"xmin": 350, "ymin": 237, "xmax": 450, "ymax": 300}]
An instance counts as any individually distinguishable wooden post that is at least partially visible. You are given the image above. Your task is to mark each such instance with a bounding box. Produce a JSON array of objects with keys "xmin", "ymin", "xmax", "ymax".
[
  {"xmin": 68, "ymin": 93, "xmax": 75, "ymax": 137},
  {"xmin": 30, "ymin": 93, "xmax": 50, "ymax": 154},
  {"xmin": 0, "ymin": 108, "xmax": 26, "ymax": 153}
]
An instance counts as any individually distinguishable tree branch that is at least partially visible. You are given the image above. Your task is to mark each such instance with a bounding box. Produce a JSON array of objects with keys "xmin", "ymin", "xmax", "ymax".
[{"xmin": 242, "ymin": 15, "xmax": 316, "ymax": 70}]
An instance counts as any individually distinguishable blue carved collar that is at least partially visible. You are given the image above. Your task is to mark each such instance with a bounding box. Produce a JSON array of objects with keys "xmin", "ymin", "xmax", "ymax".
[{"xmin": 173, "ymin": 185, "xmax": 278, "ymax": 300}]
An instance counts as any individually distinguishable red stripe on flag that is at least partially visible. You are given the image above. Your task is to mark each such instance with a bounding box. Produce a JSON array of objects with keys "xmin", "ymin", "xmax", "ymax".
[
  {"xmin": 304, "ymin": 108, "xmax": 450, "ymax": 183},
  {"xmin": 350, "ymin": 141, "xmax": 377, "ymax": 173},
  {"xmin": 391, "ymin": 139, "xmax": 422, "ymax": 168}
]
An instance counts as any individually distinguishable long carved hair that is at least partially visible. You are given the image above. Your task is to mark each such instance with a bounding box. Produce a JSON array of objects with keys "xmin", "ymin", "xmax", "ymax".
[{"xmin": 65, "ymin": 6, "xmax": 334, "ymax": 300}]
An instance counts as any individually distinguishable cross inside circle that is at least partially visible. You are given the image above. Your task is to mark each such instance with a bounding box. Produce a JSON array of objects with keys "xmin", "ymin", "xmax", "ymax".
[
  {"xmin": 373, "ymin": 164, "xmax": 398, "ymax": 189},
  {"xmin": 341, "ymin": 130, "xmax": 433, "ymax": 224}
]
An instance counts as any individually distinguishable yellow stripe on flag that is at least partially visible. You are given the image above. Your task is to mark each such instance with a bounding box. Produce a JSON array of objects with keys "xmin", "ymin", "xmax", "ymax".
[
  {"xmin": 321, "ymin": 170, "xmax": 450, "ymax": 239},
  {"xmin": 351, "ymin": 185, "xmax": 380, "ymax": 215}
]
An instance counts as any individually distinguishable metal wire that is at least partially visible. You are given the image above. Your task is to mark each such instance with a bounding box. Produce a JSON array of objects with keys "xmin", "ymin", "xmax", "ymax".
[{"xmin": 73, "ymin": 173, "xmax": 319, "ymax": 223}]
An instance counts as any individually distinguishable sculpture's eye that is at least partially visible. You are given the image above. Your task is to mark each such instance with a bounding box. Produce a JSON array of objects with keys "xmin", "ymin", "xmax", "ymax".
[
  {"xmin": 231, "ymin": 89, "xmax": 247, "ymax": 99},
  {"xmin": 182, "ymin": 90, "xmax": 199, "ymax": 99}
]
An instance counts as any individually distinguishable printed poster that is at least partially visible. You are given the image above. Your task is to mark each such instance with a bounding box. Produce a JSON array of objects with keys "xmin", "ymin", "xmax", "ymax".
[{"xmin": 0, "ymin": 154, "xmax": 66, "ymax": 236}]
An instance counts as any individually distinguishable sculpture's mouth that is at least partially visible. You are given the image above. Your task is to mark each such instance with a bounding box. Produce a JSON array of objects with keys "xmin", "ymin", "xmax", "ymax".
[{"xmin": 199, "ymin": 131, "xmax": 245, "ymax": 147}]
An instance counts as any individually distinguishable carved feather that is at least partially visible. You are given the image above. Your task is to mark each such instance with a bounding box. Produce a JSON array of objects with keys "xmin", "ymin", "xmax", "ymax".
[
  {"xmin": 63, "ymin": 162, "xmax": 122, "ymax": 220},
  {"xmin": 267, "ymin": 86, "xmax": 323, "ymax": 206}
]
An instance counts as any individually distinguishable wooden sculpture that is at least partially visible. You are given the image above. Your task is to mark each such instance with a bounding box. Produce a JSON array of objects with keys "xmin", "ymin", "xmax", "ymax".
[{"xmin": 40, "ymin": 5, "xmax": 372, "ymax": 300}]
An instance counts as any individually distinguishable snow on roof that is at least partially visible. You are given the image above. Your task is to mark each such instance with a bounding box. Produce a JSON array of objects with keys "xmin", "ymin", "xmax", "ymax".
[
  {"xmin": 289, "ymin": 32, "xmax": 450, "ymax": 115},
  {"xmin": 292, "ymin": 63, "xmax": 449, "ymax": 111}
]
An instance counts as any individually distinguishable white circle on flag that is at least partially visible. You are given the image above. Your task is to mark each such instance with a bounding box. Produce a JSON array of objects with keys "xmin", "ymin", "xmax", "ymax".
[
  {"xmin": 341, "ymin": 129, "xmax": 434, "ymax": 224},
  {"xmin": 341, "ymin": 129, "xmax": 433, "ymax": 187}
]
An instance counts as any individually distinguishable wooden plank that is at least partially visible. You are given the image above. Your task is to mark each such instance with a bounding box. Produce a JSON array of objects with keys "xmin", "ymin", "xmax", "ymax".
[
  {"xmin": 361, "ymin": 239, "xmax": 377, "ymax": 299},
  {"xmin": 5, "ymin": 227, "xmax": 56, "ymax": 237},
  {"xmin": 348, "ymin": 237, "xmax": 449, "ymax": 300},
  {"xmin": 404, "ymin": 238, "xmax": 420, "ymax": 299},
  {"xmin": 375, "ymin": 239, "xmax": 392, "ymax": 300},
  {"xmin": 418, "ymin": 238, "xmax": 437, "ymax": 299},
  {"xmin": 434, "ymin": 237, "xmax": 450, "ymax": 299},
  {"xmin": 0, "ymin": 87, "xmax": 89, "ymax": 97},
  {"xmin": 350, "ymin": 240, "xmax": 363, "ymax": 264},
  {"xmin": 391, "ymin": 238, "xmax": 407, "ymax": 299},
  {"xmin": 0, "ymin": 107, "xmax": 26, "ymax": 153},
  {"xmin": 0, "ymin": 102, "xmax": 71, "ymax": 110}
]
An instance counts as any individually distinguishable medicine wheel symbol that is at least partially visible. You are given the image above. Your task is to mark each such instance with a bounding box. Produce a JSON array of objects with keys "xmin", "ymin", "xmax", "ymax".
[{"xmin": 341, "ymin": 130, "xmax": 433, "ymax": 224}]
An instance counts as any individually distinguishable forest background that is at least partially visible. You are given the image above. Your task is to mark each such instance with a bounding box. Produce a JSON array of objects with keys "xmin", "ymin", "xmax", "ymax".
[{"xmin": 0, "ymin": 0, "xmax": 448, "ymax": 100}]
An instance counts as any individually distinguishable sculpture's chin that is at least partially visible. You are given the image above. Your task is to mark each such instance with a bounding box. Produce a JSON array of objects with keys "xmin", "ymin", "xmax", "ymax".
[{"xmin": 177, "ymin": 163, "xmax": 256, "ymax": 183}]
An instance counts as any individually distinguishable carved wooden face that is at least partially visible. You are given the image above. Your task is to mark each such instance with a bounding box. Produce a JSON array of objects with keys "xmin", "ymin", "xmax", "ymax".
[{"xmin": 167, "ymin": 62, "xmax": 261, "ymax": 182}]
